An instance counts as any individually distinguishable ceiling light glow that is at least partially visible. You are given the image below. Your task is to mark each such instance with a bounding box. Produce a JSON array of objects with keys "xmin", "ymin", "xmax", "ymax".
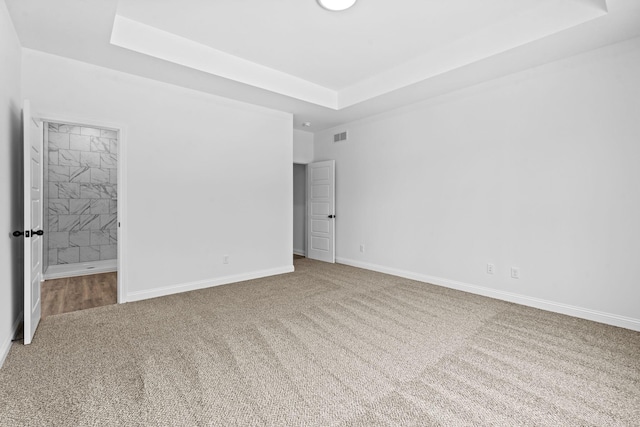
[{"xmin": 317, "ymin": 0, "xmax": 357, "ymax": 12}]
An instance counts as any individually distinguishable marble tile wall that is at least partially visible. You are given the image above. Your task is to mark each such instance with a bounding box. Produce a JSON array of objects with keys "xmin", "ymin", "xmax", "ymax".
[{"xmin": 46, "ymin": 123, "xmax": 118, "ymax": 265}]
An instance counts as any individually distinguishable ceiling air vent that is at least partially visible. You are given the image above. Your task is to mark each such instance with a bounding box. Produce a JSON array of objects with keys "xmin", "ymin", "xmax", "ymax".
[{"xmin": 333, "ymin": 131, "xmax": 348, "ymax": 143}]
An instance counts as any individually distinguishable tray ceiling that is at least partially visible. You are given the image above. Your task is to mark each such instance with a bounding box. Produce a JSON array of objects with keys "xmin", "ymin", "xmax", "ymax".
[{"xmin": 6, "ymin": 0, "xmax": 640, "ymax": 130}]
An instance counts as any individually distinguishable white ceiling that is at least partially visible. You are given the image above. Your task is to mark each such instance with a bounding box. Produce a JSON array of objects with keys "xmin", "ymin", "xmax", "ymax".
[
  {"xmin": 115, "ymin": 0, "xmax": 549, "ymax": 91},
  {"xmin": 5, "ymin": 0, "xmax": 640, "ymax": 131}
]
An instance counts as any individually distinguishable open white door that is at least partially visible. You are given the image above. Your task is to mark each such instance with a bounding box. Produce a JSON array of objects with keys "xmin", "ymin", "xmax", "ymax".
[
  {"xmin": 23, "ymin": 100, "xmax": 43, "ymax": 345},
  {"xmin": 307, "ymin": 160, "xmax": 335, "ymax": 263}
]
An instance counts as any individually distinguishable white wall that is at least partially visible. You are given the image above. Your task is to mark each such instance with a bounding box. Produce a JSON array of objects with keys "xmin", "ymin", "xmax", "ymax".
[
  {"xmin": 314, "ymin": 37, "xmax": 640, "ymax": 330},
  {"xmin": 293, "ymin": 164, "xmax": 306, "ymax": 255},
  {"xmin": 22, "ymin": 49, "xmax": 293, "ymax": 302},
  {"xmin": 293, "ymin": 129, "xmax": 313, "ymax": 164},
  {"xmin": 0, "ymin": 1, "xmax": 23, "ymax": 367}
]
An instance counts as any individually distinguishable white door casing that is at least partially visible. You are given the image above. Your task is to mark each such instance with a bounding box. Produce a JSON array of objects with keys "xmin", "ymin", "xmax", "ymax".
[
  {"xmin": 307, "ymin": 160, "xmax": 335, "ymax": 263},
  {"xmin": 23, "ymin": 100, "xmax": 43, "ymax": 345}
]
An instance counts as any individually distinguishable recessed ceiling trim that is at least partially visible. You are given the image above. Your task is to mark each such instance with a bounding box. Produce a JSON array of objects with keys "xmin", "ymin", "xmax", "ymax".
[
  {"xmin": 338, "ymin": 0, "xmax": 608, "ymax": 108},
  {"xmin": 110, "ymin": 0, "xmax": 607, "ymax": 112},
  {"xmin": 110, "ymin": 15, "xmax": 339, "ymax": 109}
]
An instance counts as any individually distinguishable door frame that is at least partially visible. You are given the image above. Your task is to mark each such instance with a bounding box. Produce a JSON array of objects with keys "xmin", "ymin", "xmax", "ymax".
[{"xmin": 35, "ymin": 109, "xmax": 127, "ymax": 304}]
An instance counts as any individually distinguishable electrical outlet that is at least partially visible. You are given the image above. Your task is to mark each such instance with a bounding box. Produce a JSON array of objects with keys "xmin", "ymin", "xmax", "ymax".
[
  {"xmin": 223, "ymin": 255, "xmax": 229, "ymax": 264},
  {"xmin": 360, "ymin": 244, "xmax": 365, "ymax": 253},
  {"xmin": 511, "ymin": 267, "xmax": 520, "ymax": 279},
  {"xmin": 487, "ymin": 263, "xmax": 495, "ymax": 275}
]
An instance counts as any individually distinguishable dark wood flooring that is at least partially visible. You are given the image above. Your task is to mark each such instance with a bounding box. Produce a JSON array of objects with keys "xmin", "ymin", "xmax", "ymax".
[{"xmin": 41, "ymin": 272, "xmax": 117, "ymax": 318}]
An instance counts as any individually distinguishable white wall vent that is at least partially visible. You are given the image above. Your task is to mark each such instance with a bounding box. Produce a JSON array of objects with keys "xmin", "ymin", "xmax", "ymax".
[{"xmin": 333, "ymin": 131, "xmax": 348, "ymax": 143}]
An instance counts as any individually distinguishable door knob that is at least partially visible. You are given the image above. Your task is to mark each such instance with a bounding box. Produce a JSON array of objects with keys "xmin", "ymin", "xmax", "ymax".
[
  {"xmin": 328, "ymin": 215, "xmax": 335, "ymax": 219},
  {"xmin": 12, "ymin": 230, "xmax": 44, "ymax": 237}
]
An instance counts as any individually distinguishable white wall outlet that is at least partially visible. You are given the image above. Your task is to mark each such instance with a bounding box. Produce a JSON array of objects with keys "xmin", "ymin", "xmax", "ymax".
[
  {"xmin": 223, "ymin": 255, "xmax": 229, "ymax": 264},
  {"xmin": 360, "ymin": 244, "xmax": 365, "ymax": 253},
  {"xmin": 487, "ymin": 263, "xmax": 495, "ymax": 274},
  {"xmin": 511, "ymin": 267, "xmax": 520, "ymax": 279}
]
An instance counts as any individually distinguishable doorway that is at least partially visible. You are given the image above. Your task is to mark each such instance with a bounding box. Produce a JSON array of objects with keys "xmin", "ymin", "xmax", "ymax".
[
  {"xmin": 293, "ymin": 160, "xmax": 336, "ymax": 263},
  {"xmin": 293, "ymin": 163, "xmax": 307, "ymax": 257},
  {"xmin": 21, "ymin": 102, "xmax": 126, "ymax": 344},
  {"xmin": 43, "ymin": 121, "xmax": 118, "ymax": 277},
  {"xmin": 41, "ymin": 120, "xmax": 119, "ymax": 314}
]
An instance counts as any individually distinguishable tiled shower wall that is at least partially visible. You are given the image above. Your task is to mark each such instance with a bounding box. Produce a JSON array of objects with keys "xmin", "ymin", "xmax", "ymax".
[{"xmin": 45, "ymin": 122, "xmax": 118, "ymax": 266}]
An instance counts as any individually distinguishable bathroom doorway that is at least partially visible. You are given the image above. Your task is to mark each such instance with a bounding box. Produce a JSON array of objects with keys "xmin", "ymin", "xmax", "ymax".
[{"xmin": 41, "ymin": 120, "xmax": 120, "ymax": 314}]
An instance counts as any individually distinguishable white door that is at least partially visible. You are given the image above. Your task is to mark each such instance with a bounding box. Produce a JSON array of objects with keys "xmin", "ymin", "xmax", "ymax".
[
  {"xmin": 23, "ymin": 100, "xmax": 43, "ymax": 345},
  {"xmin": 307, "ymin": 160, "xmax": 335, "ymax": 263}
]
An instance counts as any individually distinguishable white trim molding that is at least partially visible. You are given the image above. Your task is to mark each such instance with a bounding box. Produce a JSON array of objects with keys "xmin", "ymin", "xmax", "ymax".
[
  {"xmin": 0, "ymin": 312, "xmax": 23, "ymax": 369},
  {"xmin": 336, "ymin": 257, "xmax": 640, "ymax": 332},
  {"xmin": 125, "ymin": 265, "xmax": 295, "ymax": 302}
]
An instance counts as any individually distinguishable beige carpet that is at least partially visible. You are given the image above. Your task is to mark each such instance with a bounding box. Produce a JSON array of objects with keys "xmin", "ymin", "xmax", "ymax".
[{"xmin": 1, "ymin": 258, "xmax": 639, "ymax": 426}]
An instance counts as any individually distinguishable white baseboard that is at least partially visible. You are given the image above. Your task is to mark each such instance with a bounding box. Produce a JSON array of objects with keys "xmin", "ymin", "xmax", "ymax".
[
  {"xmin": 293, "ymin": 249, "xmax": 306, "ymax": 256},
  {"xmin": 125, "ymin": 265, "xmax": 295, "ymax": 302},
  {"xmin": 44, "ymin": 259, "xmax": 117, "ymax": 280},
  {"xmin": 336, "ymin": 257, "xmax": 640, "ymax": 332},
  {"xmin": 0, "ymin": 312, "xmax": 23, "ymax": 369}
]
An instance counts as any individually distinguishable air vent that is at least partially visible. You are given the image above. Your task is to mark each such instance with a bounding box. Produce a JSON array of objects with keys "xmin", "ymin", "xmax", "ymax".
[{"xmin": 333, "ymin": 131, "xmax": 348, "ymax": 143}]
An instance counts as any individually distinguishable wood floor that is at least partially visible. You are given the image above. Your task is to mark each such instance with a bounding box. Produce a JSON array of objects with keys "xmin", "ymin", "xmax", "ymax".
[
  {"xmin": 42, "ymin": 260, "xmax": 306, "ymax": 318},
  {"xmin": 41, "ymin": 272, "xmax": 117, "ymax": 318}
]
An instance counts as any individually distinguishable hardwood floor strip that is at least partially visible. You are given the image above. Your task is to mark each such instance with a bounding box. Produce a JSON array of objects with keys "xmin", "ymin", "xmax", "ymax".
[{"xmin": 41, "ymin": 272, "xmax": 117, "ymax": 318}]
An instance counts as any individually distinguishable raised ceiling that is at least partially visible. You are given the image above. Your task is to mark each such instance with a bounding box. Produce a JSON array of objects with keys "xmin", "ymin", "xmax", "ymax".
[{"xmin": 6, "ymin": 0, "xmax": 640, "ymax": 130}]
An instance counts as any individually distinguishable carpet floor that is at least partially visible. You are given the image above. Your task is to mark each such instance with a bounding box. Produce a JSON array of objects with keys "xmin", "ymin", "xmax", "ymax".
[{"xmin": 1, "ymin": 258, "xmax": 639, "ymax": 426}]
